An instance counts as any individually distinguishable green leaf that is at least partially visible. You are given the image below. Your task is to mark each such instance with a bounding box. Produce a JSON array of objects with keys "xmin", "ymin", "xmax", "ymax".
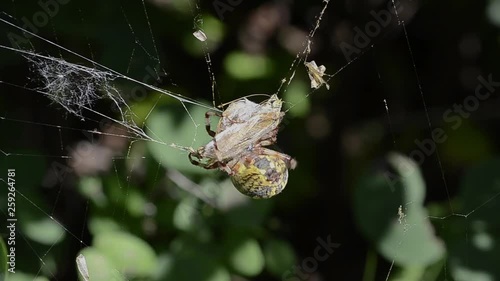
[
  {"xmin": 225, "ymin": 199, "xmax": 272, "ymax": 228},
  {"xmin": 283, "ymin": 80, "xmax": 310, "ymax": 117},
  {"xmin": 354, "ymin": 152, "xmax": 445, "ymax": 267},
  {"xmin": 125, "ymin": 189, "xmax": 147, "ymax": 217},
  {"xmin": 448, "ymin": 158, "xmax": 500, "ymax": 281},
  {"xmin": 457, "ymin": 158, "xmax": 500, "ymax": 222},
  {"xmin": 378, "ymin": 207, "xmax": 445, "ymax": 266},
  {"xmin": 165, "ymin": 239, "xmax": 230, "ymax": 281},
  {"xmin": 22, "ymin": 216, "xmax": 66, "ymax": 245},
  {"xmin": 147, "ymin": 104, "xmax": 213, "ymax": 174},
  {"xmin": 93, "ymin": 231, "xmax": 158, "ymax": 278},
  {"xmin": 0, "ymin": 236, "xmax": 7, "ymax": 281},
  {"xmin": 264, "ymin": 239, "xmax": 297, "ymax": 278},
  {"xmin": 449, "ymin": 226, "xmax": 499, "ymax": 281},
  {"xmin": 173, "ymin": 196, "xmax": 209, "ymax": 239},
  {"xmin": 224, "ymin": 52, "xmax": 274, "ymax": 80},
  {"xmin": 487, "ymin": 0, "xmax": 500, "ymax": 27},
  {"xmin": 78, "ymin": 177, "xmax": 107, "ymax": 207},
  {"xmin": 76, "ymin": 248, "xmax": 126, "ymax": 281},
  {"xmin": 4, "ymin": 272, "xmax": 49, "ymax": 281},
  {"xmin": 224, "ymin": 230, "xmax": 265, "ymax": 277},
  {"xmin": 389, "ymin": 266, "xmax": 427, "ymax": 281},
  {"xmin": 87, "ymin": 217, "xmax": 122, "ymax": 236}
]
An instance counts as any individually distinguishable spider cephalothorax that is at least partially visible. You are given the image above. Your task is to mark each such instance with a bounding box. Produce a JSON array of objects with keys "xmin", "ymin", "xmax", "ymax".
[{"xmin": 189, "ymin": 94, "xmax": 296, "ymax": 199}]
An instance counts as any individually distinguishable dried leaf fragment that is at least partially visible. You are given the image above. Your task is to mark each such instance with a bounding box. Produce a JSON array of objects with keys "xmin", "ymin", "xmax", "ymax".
[
  {"xmin": 193, "ymin": 30, "xmax": 207, "ymax": 42},
  {"xmin": 305, "ymin": 60, "xmax": 330, "ymax": 90}
]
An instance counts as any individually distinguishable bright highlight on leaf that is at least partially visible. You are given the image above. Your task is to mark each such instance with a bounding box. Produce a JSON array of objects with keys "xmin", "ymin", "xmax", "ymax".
[{"xmin": 225, "ymin": 52, "xmax": 273, "ymax": 80}]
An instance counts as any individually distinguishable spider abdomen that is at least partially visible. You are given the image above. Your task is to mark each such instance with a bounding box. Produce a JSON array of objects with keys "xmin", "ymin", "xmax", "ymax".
[{"xmin": 230, "ymin": 153, "xmax": 289, "ymax": 199}]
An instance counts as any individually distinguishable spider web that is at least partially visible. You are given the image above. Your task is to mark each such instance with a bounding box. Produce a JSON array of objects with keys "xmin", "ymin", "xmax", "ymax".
[{"xmin": 0, "ymin": 0, "xmax": 499, "ymax": 280}]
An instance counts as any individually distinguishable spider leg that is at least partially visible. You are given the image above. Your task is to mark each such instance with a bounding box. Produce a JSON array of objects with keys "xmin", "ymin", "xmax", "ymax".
[
  {"xmin": 189, "ymin": 150, "xmax": 212, "ymax": 169},
  {"xmin": 205, "ymin": 111, "xmax": 222, "ymax": 137},
  {"xmin": 188, "ymin": 150, "xmax": 226, "ymax": 172},
  {"xmin": 218, "ymin": 162, "xmax": 233, "ymax": 175},
  {"xmin": 203, "ymin": 161, "xmax": 223, "ymax": 170},
  {"xmin": 188, "ymin": 151, "xmax": 204, "ymax": 166}
]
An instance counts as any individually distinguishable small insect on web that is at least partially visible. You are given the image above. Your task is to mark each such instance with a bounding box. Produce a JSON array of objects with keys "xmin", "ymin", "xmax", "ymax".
[
  {"xmin": 184, "ymin": 94, "xmax": 297, "ymax": 199},
  {"xmin": 305, "ymin": 60, "xmax": 330, "ymax": 90}
]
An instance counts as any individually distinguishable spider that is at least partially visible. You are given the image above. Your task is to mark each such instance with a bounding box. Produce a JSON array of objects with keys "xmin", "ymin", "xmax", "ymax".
[{"xmin": 189, "ymin": 94, "xmax": 297, "ymax": 199}]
